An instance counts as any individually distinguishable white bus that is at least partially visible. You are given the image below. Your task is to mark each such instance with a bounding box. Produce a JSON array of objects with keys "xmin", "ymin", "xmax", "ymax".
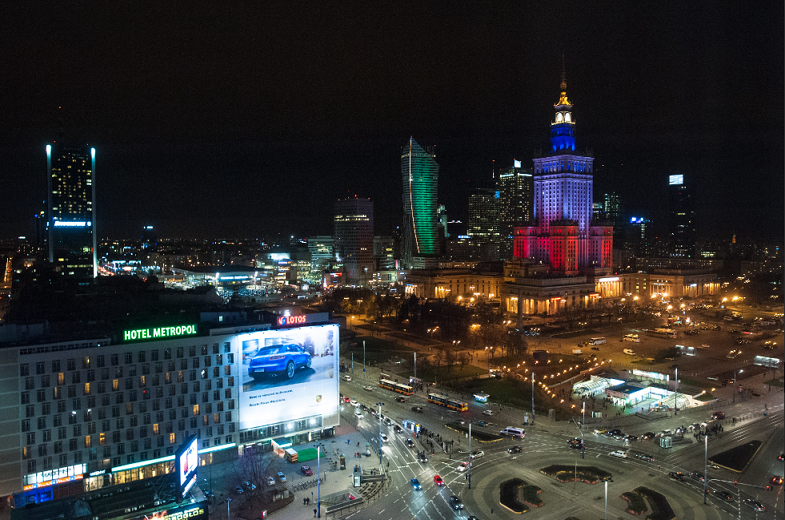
[{"xmin": 589, "ymin": 337, "xmax": 606, "ymax": 345}]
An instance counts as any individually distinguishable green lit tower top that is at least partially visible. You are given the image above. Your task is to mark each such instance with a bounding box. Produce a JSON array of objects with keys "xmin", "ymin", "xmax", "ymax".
[{"xmin": 401, "ymin": 137, "xmax": 439, "ymax": 268}]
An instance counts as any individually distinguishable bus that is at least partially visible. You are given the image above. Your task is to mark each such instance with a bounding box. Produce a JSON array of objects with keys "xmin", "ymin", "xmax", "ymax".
[
  {"xmin": 645, "ymin": 328, "xmax": 677, "ymax": 339},
  {"xmin": 427, "ymin": 393, "xmax": 468, "ymax": 412},
  {"xmin": 379, "ymin": 379, "xmax": 413, "ymax": 396}
]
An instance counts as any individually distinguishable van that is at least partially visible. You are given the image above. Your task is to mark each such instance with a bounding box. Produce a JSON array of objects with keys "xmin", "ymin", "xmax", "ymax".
[
  {"xmin": 623, "ymin": 349, "xmax": 635, "ymax": 356},
  {"xmin": 500, "ymin": 427, "xmax": 525, "ymax": 438},
  {"xmin": 623, "ymin": 334, "xmax": 640, "ymax": 343},
  {"xmin": 572, "ymin": 349, "xmax": 583, "ymax": 355},
  {"xmin": 589, "ymin": 337, "xmax": 606, "ymax": 345},
  {"xmin": 284, "ymin": 448, "xmax": 299, "ymax": 463}
]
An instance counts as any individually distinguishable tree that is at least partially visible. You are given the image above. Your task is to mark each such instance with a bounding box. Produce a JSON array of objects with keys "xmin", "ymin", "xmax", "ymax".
[
  {"xmin": 505, "ymin": 330, "xmax": 528, "ymax": 358},
  {"xmin": 231, "ymin": 445, "xmax": 274, "ymax": 508},
  {"xmin": 444, "ymin": 349, "xmax": 456, "ymax": 372},
  {"xmin": 456, "ymin": 352, "xmax": 469, "ymax": 371}
]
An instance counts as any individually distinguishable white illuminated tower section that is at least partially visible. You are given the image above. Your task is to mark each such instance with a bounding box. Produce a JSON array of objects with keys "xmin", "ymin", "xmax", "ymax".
[{"xmin": 47, "ymin": 143, "xmax": 97, "ymax": 277}]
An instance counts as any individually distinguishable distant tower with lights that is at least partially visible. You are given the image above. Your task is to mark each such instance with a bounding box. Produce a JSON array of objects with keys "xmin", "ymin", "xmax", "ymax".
[
  {"xmin": 513, "ymin": 63, "xmax": 613, "ymax": 273},
  {"xmin": 46, "ymin": 142, "xmax": 97, "ymax": 277},
  {"xmin": 334, "ymin": 197, "xmax": 374, "ymax": 285},
  {"xmin": 401, "ymin": 137, "xmax": 440, "ymax": 268}
]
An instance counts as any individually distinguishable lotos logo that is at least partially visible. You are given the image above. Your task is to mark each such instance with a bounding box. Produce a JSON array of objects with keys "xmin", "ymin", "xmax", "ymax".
[{"xmin": 278, "ymin": 315, "xmax": 307, "ymax": 326}]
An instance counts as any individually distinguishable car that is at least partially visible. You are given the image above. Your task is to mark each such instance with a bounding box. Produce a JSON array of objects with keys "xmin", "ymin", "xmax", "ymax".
[
  {"xmin": 606, "ymin": 429, "xmax": 622, "ymax": 437},
  {"xmin": 394, "ymin": 425, "xmax": 403, "ymax": 434},
  {"xmin": 381, "ymin": 434, "xmax": 389, "ymax": 443},
  {"xmin": 406, "ymin": 438, "xmax": 415, "ymax": 448},
  {"xmin": 354, "ymin": 409, "xmax": 363, "ymax": 417},
  {"xmin": 593, "ymin": 428, "xmax": 607, "ymax": 435},
  {"xmin": 433, "ymin": 474, "xmax": 444, "ymax": 486},
  {"xmin": 449, "ymin": 496, "xmax": 465, "ymax": 510},
  {"xmin": 711, "ymin": 411, "xmax": 725, "ymax": 420},
  {"xmin": 476, "ymin": 420, "xmax": 489, "ymax": 427},
  {"xmin": 265, "ymin": 475, "xmax": 275, "ymax": 486},
  {"xmin": 772, "ymin": 475, "xmax": 784, "ymax": 485},
  {"xmin": 609, "ymin": 450, "xmax": 627, "ymax": 458},
  {"xmin": 242, "ymin": 480, "xmax": 257, "ymax": 490},
  {"xmin": 301, "ymin": 465, "xmax": 313, "ymax": 476},
  {"xmin": 395, "ymin": 397, "xmax": 406, "ymax": 403},
  {"xmin": 410, "ymin": 478, "xmax": 422, "ymax": 490},
  {"xmin": 363, "ymin": 385, "xmax": 373, "ymax": 391},
  {"xmin": 669, "ymin": 472, "xmax": 686, "ymax": 481},
  {"xmin": 470, "ymin": 450, "xmax": 484, "ymax": 459},
  {"xmin": 457, "ymin": 462, "xmax": 469, "ymax": 472},
  {"xmin": 482, "ymin": 409, "xmax": 494, "ymax": 416},
  {"xmin": 701, "ymin": 344, "xmax": 711, "ymax": 349},
  {"xmin": 743, "ymin": 498, "xmax": 766, "ymax": 511},
  {"xmin": 248, "ymin": 344, "xmax": 312, "ymax": 380},
  {"xmin": 276, "ymin": 472, "xmax": 286, "ymax": 483},
  {"xmin": 411, "ymin": 406, "xmax": 424, "ymax": 413},
  {"xmin": 360, "ymin": 404, "xmax": 368, "ymax": 411},
  {"xmin": 779, "ymin": 453, "xmax": 785, "ymax": 461},
  {"xmin": 385, "ymin": 417, "xmax": 393, "ymax": 425},
  {"xmin": 568, "ymin": 438, "xmax": 583, "ymax": 449},
  {"xmin": 342, "ymin": 396, "xmax": 351, "ymax": 403},
  {"xmin": 350, "ymin": 398, "xmax": 359, "ymax": 406},
  {"xmin": 623, "ymin": 434, "xmax": 638, "ymax": 442},
  {"xmin": 342, "ymin": 375, "xmax": 352, "ymax": 381},
  {"xmin": 419, "ymin": 453, "xmax": 428, "ymax": 463},
  {"xmin": 713, "ymin": 489, "xmax": 734, "ymax": 501},
  {"xmin": 634, "ymin": 452, "xmax": 654, "ymax": 461},
  {"xmin": 508, "ymin": 445, "xmax": 522, "ymax": 454},
  {"xmin": 688, "ymin": 423, "xmax": 701, "ymax": 430},
  {"xmin": 688, "ymin": 472, "xmax": 705, "ymax": 483}
]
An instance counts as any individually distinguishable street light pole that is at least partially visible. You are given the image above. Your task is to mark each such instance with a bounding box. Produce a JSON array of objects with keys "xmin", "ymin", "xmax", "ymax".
[
  {"xmin": 531, "ymin": 371, "xmax": 535, "ymax": 425},
  {"xmin": 703, "ymin": 432, "xmax": 708, "ymax": 504},
  {"xmin": 604, "ymin": 479, "xmax": 608, "ymax": 520},
  {"xmin": 363, "ymin": 340, "xmax": 366, "ymax": 379},
  {"xmin": 227, "ymin": 497, "xmax": 231, "ymax": 520},
  {"xmin": 316, "ymin": 443, "xmax": 323, "ymax": 518},
  {"xmin": 376, "ymin": 403, "xmax": 384, "ymax": 471},
  {"xmin": 581, "ymin": 400, "xmax": 585, "ymax": 459},
  {"xmin": 414, "ymin": 352, "xmax": 416, "ymax": 381},
  {"xmin": 674, "ymin": 366, "xmax": 679, "ymax": 415},
  {"xmin": 468, "ymin": 422, "xmax": 472, "ymax": 489}
]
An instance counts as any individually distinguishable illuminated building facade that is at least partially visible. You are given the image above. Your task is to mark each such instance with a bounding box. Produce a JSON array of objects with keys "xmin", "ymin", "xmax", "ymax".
[
  {"xmin": 46, "ymin": 144, "xmax": 96, "ymax": 277},
  {"xmin": 667, "ymin": 175, "xmax": 696, "ymax": 258},
  {"xmin": 401, "ymin": 138, "xmax": 439, "ymax": 268},
  {"xmin": 334, "ymin": 197, "xmax": 374, "ymax": 285},
  {"xmin": 498, "ymin": 162, "xmax": 533, "ymax": 259},
  {"xmin": 513, "ymin": 69, "xmax": 613, "ymax": 273},
  {"xmin": 468, "ymin": 188, "xmax": 500, "ymax": 261}
]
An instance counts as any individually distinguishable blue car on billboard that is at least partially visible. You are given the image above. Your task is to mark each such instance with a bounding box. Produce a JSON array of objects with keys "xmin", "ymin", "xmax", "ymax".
[{"xmin": 248, "ymin": 344, "xmax": 312, "ymax": 381}]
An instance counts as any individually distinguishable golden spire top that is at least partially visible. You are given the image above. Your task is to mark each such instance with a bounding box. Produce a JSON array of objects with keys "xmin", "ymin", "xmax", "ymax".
[{"xmin": 556, "ymin": 54, "xmax": 571, "ymax": 107}]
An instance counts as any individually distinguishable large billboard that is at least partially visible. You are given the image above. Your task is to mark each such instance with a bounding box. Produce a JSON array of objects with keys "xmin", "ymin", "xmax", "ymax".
[
  {"xmin": 236, "ymin": 324, "xmax": 339, "ymax": 431},
  {"xmin": 175, "ymin": 435, "xmax": 198, "ymax": 502}
]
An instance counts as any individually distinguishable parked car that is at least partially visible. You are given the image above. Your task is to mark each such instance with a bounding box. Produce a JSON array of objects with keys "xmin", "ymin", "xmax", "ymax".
[
  {"xmin": 242, "ymin": 480, "xmax": 256, "ymax": 490},
  {"xmin": 342, "ymin": 375, "xmax": 352, "ymax": 382},
  {"xmin": 482, "ymin": 409, "xmax": 494, "ymax": 416},
  {"xmin": 476, "ymin": 420, "xmax": 489, "ymax": 427},
  {"xmin": 234, "ymin": 486, "xmax": 244, "ymax": 494},
  {"xmin": 265, "ymin": 476, "xmax": 275, "ymax": 486},
  {"xmin": 277, "ymin": 472, "xmax": 286, "ymax": 483},
  {"xmin": 623, "ymin": 434, "xmax": 638, "ymax": 442},
  {"xmin": 410, "ymin": 478, "xmax": 422, "ymax": 490},
  {"xmin": 641, "ymin": 432, "xmax": 655, "ymax": 440},
  {"xmin": 248, "ymin": 344, "xmax": 311, "ymax": 380},
  {"xmin": 350, "ymin": 398, "xmax": 359, "ymax": 406},
  {"xmin": 301, "ymin": 465, "xmax": 313, "ymax": 476}
]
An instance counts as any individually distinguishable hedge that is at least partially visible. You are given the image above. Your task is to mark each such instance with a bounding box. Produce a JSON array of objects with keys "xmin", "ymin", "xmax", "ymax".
[{"xmin": 621, "ymin": 491, "xmax": 647, "ymax": 515}]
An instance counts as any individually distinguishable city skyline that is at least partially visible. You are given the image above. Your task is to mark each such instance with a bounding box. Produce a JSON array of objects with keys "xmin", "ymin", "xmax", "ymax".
[{"xmin": 1, "ymin": 4, "xmax": 782, "ymax": 240}]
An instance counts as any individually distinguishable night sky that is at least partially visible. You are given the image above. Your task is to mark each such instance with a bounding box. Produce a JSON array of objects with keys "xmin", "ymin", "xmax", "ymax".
[{"xmin": 2, "ymin": 3, "xmax": 782, "ymax": 241}]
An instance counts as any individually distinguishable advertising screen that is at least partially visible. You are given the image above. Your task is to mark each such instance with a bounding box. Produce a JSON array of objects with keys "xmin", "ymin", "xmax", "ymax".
[
  {"xmin": 236, "ymin": 324, "xmax": 339, "ymax": 431},
  {"xmin": 176, "ymin": 436, "xmax": 198, "ymax": 501}
]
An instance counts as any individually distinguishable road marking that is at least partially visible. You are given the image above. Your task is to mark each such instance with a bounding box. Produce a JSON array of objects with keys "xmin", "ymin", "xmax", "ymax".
[{"xmin": 379, "ymin": 509, "xmax": 385, "ymax": 514}]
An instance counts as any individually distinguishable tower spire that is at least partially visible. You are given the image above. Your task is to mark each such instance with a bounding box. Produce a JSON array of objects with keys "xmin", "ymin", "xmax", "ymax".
[{"xmin": 556, "ymin": 54, "xmax": 571, "ymax": 107}]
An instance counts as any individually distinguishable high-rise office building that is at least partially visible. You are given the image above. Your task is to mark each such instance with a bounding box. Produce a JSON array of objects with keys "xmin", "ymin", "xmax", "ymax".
[
  {"xmin": 467, "ymin": 187, "xmax": 500, "ymax": 261},
  {"xmin": 401, "ymin": 137, "xmax": 439, "ymax": 268},
  {"xmin": 498, "ymin": 161, "xmax": 533, "ymax": 259},
  {"xmin": 46, "ymin": 143, "xmax": 96, "ymax": 277},
  {"xmin": 667, "ymin": 174, "xmax": 696, "ymax": 258},
  {"xmin": 333, "ymin": 197, "xmax": 374, "ymax": 285},
  {"xmin": 513, "ymin": 68, "xmax": 613, "ymax": 273}
]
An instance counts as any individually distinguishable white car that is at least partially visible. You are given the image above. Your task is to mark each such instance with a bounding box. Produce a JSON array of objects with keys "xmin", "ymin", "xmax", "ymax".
[
  {"xmin": 482, "ymin": 410, "xmax": 494, "ymax": 416},
  {"xmin": 609, "ymin": 450, "xmax": 627, "ymax": 459},
  {"xmin": 354, "ymin": 409, "xmax": 363, "ymax": 417},
  {"xmin": 350, "ymin": 398, "xmax": 359, "ymax": 406},
  {"xmin": 457, "ymin": 462, "xmax": 469, "ymax": 472},
  {"xmin": 363, "ymin": 385, "xmax": 374, "ymax": 391},
  {"xmin": 342, "ymin": 375, "xmax": 352, "ymax": 382},
  {"xmin": 470, "ymin": 450, "xmax": 485, "ymax": 459},
  {"xmin": 381, "ymin": 434, "xmax": 389, "ymax": 443},
  {"xmin": 265, "ymin": 476, "xmax": 275, "ymax": 486}
]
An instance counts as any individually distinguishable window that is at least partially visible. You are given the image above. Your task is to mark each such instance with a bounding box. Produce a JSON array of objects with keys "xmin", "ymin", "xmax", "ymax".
[
  {"xmin": 26, "ymin": 432, "xmax": 36, "ymax": 444},
  {"xmin": 26, "ymin": 405, "xmax": 35, "ymax": 418},
  {"xmin": 42, "ymin": 402, "xmax": 51, "ymax": 415},
  {"xmin": 96, "ymin": 355, "xmax": 104, "ymax": 368},
  {"xmin": 169, "ymin": 433, "xmax": 176, "ymax": 444},
  {"xmin": 52, "ymin": 360, "xmax": 61, "ymax": 372},
  {"xmin": 151, "ymin": 350, "xmax": 159, "ymax": 361},
  {"xmin": 128, "ymin": 365, "xmax": 137, "ymax": 377},
  {"xmin": 164, "ymin": 349, "xmax": 171, "ymax": 360},
  {"xmin": 82, "ymin": 357, "xmax": 90, "ymax": 369},
  {"xmin": 138, "ymin": 351, "xmax": 146, "ymax": 363},
  {"xmin": 67, "ymin": 359, "xmax": 76, "ymax": 371},
  {"xmin": 111, "ymin": 354, "xmax": 119, "ymax": 366},
  {"xmin": 36, "ymin": 362, "xmax": 46, "ymax": 375},
  {"xmin": 26, "ymin": 377, "xmax": 34, "ymax": 390},
  {"xmin": 21, "ymin": 392, "xmax": 30, "ymax": 404},
  {"xmin": 58, "ymin": 373, "xmax": 65, "ymax": 385},
  {"xmin": 83, "ymin": 383, "xmax": 91, "ymax": 395}
]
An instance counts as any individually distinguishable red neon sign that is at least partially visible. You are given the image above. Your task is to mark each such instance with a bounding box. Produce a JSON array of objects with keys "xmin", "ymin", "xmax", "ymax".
[{"xmin": 278, "ymin": 315, "xmax": 307, "ymax": 326}]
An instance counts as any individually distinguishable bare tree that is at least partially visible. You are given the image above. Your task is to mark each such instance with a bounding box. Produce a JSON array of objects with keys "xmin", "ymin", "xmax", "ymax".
[
  {"xmin": 444, "ymin": 349, "xmax": 456, "ymax": 372},
  {"xmin": 231, "ymin": 446, "xmax": 274, "ymax": 508}
]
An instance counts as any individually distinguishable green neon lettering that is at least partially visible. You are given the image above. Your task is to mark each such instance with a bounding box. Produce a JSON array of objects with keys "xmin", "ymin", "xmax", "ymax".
[{"xmin": 124, "ymin": 331, "xmax": 131, "ymax": 341}]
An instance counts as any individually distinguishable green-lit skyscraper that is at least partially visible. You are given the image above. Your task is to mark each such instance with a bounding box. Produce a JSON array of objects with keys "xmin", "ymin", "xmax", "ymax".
[{"xmin": 401, "ymin": 137, "xmax": 439, "ymax": 268}]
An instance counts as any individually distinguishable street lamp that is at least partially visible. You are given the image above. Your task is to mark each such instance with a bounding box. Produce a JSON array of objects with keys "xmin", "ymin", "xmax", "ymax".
[
  {"xmin": 531, "ymin": 371, "xmax": 535, "ymax": 425},
  {"xmin": 376, "ymin": 403, "xmax": 384, "ymax": 471},
  {"xmin": 468, "ymin": 421, "xmax": 472, "ymax": 489},
  {"xmin": 316, "ymin": 442, "xmax": 324, "ymax": 518},
  {"xmin": 227, "ymin": 497, "xmax": 232, "ymax": 520},
  {"xmin": 732, "ymin": 368, "xmax": 743, "ymax": 403},
  {"xmin": 581, "ymin": 400, "xmax": 585, "ymax": 459},
  {"xmin": 673, "ymin": 366, "xmax": 679, "ymax": 415}
]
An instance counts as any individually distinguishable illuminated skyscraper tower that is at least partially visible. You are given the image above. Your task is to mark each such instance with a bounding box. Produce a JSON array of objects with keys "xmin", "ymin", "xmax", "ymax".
[
  {"xmin": 334, "ymin": 197, "xmax": 374, "ymax": 285},
  {"xmin": 514, "ymin": 66, "xmax": 612, "ymax": 273},
  {"xmin": 46, "ymin": 143, "xmax": 97, "ymax": 277},
  {"xmin": 401, "ymin": 137, "xmax": 439, "ymax": 268}
]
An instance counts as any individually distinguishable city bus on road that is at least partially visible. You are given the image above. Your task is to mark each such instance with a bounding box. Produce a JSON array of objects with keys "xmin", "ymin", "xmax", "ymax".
[
  {"xmin": 645, "ymin": 328, "xmax": 677, "ymax": 339},
  {"xmin": 379, "ymin": 379, "xmax": 413, "ymax": 396},
  {"xmin": 427, "ymin": 393, "xmax": 468, "ymax": 412}
]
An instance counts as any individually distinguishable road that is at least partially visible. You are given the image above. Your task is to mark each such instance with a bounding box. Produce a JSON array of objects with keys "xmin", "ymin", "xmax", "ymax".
[{"xmin": 340, "ymin": 366, "xmax": 784, "ymax": 519}]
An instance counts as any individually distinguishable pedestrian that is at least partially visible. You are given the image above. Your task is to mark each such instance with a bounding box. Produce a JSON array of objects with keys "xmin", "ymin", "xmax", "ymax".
[{"xmin": 314, "ymin": 508, "xmax": 317, "ymax": 517}]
